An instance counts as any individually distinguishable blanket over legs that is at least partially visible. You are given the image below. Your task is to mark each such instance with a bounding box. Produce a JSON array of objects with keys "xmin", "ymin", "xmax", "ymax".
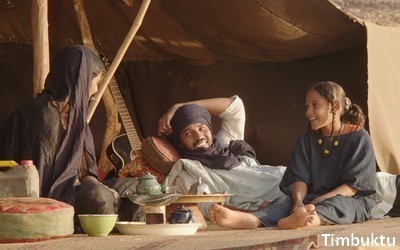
[{"xmin": 167, "ymin": 159, "xmax": 286, "ymax": 219}]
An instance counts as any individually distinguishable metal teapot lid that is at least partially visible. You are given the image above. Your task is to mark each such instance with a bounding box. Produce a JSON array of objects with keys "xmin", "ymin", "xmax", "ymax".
[
  {"xmin": 189, "ymin": 177, "xmax": 211, "ymax": 195},
  {"xmin": 173, "ymin": 204, "xmax": 189, "ymax": 212},
  {"xmin": 139, "ymin": 171, "xmax": 157, "ymax": 180}
]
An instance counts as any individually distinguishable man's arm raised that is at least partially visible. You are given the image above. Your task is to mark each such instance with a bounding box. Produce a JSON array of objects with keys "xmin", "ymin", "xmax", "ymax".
[{"xmin": 158, "ymin": 97, "xmax": 234, "ymax": 136}]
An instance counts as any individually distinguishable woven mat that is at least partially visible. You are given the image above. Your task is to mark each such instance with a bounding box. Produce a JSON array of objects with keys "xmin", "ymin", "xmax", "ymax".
[
  {"xmin": 135, "ymin": 234, "xmax": 319, "ymax": 250},
  {"xmin": 221, "ymin": 235, "xmax": 319, "ymax": 250}
]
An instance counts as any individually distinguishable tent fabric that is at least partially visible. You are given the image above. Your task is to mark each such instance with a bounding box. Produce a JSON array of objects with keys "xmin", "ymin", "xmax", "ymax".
[
  {"xmin": 366, "ymin": 22, "xmax": 400, "ymax": 174},
  {"xmin": 157, "ymin": 0, "xmax": 365, "ymax": 63},
  {"xmin": 0, "ymin": 0, "xmax": 364, "ymax": 63}
]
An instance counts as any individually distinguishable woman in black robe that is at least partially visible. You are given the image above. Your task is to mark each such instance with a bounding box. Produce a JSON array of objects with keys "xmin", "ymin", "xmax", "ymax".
[{"xmin": 0, "ymin": 45, "xmax": 118, "ymax": 221}]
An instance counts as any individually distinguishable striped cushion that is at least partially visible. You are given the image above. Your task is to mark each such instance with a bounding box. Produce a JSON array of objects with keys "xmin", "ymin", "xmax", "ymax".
[{"xmin": 141, "ymin": 136, "xmax": 180, "ymax": 175}]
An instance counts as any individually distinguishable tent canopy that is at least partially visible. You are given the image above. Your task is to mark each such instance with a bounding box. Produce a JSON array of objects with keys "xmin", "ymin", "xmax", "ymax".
[
  {"xmin": 0, "ymin": 0, "xmax": 399, "ymax": 173},
  {"xmin": 0, "ymin": 0, "xmax": 365, "ymax": 63}
]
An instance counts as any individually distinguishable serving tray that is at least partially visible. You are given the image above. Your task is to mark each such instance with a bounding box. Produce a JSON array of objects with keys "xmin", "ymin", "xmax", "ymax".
[{"xmin": 173, "ymin": 194, "xmax": 234, "ymax": 203}]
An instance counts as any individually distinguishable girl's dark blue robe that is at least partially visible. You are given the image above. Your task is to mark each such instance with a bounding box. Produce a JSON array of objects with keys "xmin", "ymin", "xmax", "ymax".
[{"xmin": 252, "ymin": 128, "xmax": 376, "ymax": 226}]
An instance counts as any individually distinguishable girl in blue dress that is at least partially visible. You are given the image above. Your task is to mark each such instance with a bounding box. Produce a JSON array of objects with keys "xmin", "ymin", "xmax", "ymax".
[{"xmin": 210, "ymin": 81, "xmax": 376, "ymax": 229}]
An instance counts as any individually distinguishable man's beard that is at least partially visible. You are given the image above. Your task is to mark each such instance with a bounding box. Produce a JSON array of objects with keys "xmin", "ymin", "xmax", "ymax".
[{"xmin": 193, "ymin": 138, "xmax": 210, "ymax": 149}]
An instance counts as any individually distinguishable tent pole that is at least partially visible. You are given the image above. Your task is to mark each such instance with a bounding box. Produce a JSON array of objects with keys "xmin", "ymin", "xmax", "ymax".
[
  {"xmin": 31, "ymin": 0, "xmax": 49, "ymax": 96},
  {"xmin": 86, "ymin": 0, "xmax": 151, "ymax": 123}
]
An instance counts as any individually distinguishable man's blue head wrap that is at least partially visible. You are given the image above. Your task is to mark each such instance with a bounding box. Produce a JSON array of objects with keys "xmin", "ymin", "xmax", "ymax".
[{"xmin": 168, "ymin": 104, "xmax": 212, "ymax": 146}]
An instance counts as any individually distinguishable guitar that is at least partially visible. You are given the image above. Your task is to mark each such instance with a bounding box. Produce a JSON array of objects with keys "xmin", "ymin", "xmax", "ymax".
[
  {"xmin": 103, "ymin": 75, "xmax": 147, "ymax": 180},
  {"xmin": 101, "ymin": 58, "xmax": 164, "ymax": 182}
]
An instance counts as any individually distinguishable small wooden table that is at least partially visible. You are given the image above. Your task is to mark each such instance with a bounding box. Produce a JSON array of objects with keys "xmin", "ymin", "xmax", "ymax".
[{"xmin": 166, "ymin": 194, "xmax": 233, "ymax": 230}]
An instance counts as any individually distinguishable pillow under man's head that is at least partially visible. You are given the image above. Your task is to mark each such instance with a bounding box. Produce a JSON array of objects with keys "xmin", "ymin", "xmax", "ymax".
[{"xmin": 167, "ymin": 104, "xmax": 212, "ymax": 148}]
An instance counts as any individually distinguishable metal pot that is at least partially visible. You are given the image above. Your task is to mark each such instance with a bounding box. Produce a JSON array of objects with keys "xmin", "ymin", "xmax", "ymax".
[
  {"xmin": 168, "ymin": 205, "xmax": 193, "ymax": 224},
  {"xmin": 188, "ymin": 177, "xmax": 211, "ymax": 195},
  {"xmin": 136, "ymin": 172, "xmax": 162, "ymax": 195}
]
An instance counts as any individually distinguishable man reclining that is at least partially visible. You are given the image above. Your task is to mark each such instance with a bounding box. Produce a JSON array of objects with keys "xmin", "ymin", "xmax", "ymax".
[{"xmin": 157, "ymin": 95, "xmax": 285, "ymax": 214}]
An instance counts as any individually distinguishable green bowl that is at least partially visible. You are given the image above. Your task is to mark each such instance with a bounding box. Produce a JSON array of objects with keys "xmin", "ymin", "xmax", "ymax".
[{"xmin": 78, "ymin": 214, "xmax": 118, "ymax": 237}]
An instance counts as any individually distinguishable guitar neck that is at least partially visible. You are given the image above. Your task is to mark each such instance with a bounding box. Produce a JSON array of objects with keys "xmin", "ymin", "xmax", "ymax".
[{"xmin": 108, "ymin": 79, "xmax": 141, "ymax": 151}]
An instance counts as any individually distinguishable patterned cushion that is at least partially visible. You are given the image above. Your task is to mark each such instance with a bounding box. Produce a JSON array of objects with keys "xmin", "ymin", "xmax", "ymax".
[
  {"xmin": 0, "ymin": 197, "xmax": 74, "ymax": 243},
  {"xmin": 141, "ymin": 136, "xmax": 180, "ymax": 175},
  {"xmin": 117, "ymin": 151, "xmax": 166, "ymax": 183}
]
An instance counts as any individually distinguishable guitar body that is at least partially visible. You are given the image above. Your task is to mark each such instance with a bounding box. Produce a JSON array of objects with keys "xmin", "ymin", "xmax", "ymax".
[
  {"xmin": 100, "ymin": 59, "xmax": 164, "ymax": 182},
  {"xmin": 105, "ymin": 134, "xmax": 133, "ymax": 179}
]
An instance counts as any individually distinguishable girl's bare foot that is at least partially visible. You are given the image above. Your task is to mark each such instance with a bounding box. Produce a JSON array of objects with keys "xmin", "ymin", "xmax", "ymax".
[
  {"xmin": 277, "ymin": 204, "xmax": 321, "ymax": 229},
  {"xmin": 209, "ymin": 204, "xmax": 261, "ymax": 229}
]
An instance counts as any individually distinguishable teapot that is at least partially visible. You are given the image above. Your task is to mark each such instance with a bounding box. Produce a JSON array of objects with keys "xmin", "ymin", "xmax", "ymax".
[
  {"xmin": 136, "ymin": 172, "xmax": 162, "ymax": 195},
  {"xmin": 168, "ymin": 205, "xmax": 193, "ymax": 224},
  {"xmin": 188, "ymin": 177, "xmax": 211, "ymax": 195}
]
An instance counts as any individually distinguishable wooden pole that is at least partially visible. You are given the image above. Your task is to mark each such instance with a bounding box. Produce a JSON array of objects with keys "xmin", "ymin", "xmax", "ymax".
[
  {"xmin": 31, "ymin": 0, "xmax": 49, "ymax": 96},
  {"xmin": 86, "ymin": 0, "xmax": 151, "ymax": 123}
]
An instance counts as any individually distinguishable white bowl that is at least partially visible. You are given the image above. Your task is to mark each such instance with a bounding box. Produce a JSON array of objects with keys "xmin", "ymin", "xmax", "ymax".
[{"xmin": 115, "ymin": 222, "xmax": 200, "ymax": 236}]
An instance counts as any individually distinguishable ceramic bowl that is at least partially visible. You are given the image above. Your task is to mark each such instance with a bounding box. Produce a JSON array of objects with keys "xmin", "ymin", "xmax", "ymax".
[{"xmin": 78, "ymin": 214, "xmax": 118, "ymax": 237}]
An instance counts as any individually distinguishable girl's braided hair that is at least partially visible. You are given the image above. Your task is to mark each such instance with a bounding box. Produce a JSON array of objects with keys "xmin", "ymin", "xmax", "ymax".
[{"xmin": 309, "ymin": 81, "xmax": 365, "ymax": 128}]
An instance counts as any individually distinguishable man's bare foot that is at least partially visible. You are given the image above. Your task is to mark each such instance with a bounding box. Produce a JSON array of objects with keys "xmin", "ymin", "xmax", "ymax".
[
  {"xmin": 210, "ymin": 204, "xmax": 261, "ymax": 229},
  {"xmin": 277, "ymin": 204, "xmax": 321, "ymax": 229}
]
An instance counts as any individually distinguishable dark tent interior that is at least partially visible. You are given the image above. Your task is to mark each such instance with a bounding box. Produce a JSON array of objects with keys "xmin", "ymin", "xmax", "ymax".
[{"xmin": 0, "ymin": 0, "xmax": 382, "ymax": 174}]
